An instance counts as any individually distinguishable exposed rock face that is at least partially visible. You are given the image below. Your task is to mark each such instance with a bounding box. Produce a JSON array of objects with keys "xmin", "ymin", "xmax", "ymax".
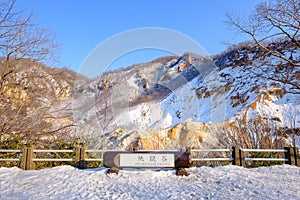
[
  {"xmin": 98, "ymin": 121, "xmax": 229, "ymax": 150},
  {"xmin": 0, "ymin": 58, "xmax": 89, "ymax": 141},
  {"xmin": 167, "ymin": 122, "xmax": 207, "ymax": 148},
  {"xmin": 178, "ymin": 61, "xmax": 191, "ymax": 72}
]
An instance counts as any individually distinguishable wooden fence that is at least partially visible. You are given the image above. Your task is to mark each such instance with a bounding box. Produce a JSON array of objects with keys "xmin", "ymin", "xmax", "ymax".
[
  {"xmin": 190, "ymin": 147, "xmax": 299, "ymax": 167},
  {"xmin": 0, "ymin": 146, "xmax": 299, "ymax": 170}
]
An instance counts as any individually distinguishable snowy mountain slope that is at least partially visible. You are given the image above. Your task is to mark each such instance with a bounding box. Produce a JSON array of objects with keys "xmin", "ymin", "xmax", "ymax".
[
  {"xmin": 72, "ymin": 46, "xmax": 299, "ymax": 149},
  {"xmin": 1, "ymin": 165, "xmax": 299, "ymax": 199}
]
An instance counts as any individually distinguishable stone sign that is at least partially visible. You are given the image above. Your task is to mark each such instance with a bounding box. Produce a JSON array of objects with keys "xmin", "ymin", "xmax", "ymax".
[
  {"xmin": 103, "ymin": 151, "xmax": 191, "ymax": 169},
  {"xmin": 119, "ymin": 153, "xmax": 175, "ymax": 168}
]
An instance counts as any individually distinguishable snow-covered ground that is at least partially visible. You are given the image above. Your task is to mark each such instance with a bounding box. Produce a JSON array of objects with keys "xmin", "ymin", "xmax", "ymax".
[{"xmin": 1, "ymin": 165, "xmax": 299, "ymax": 200}]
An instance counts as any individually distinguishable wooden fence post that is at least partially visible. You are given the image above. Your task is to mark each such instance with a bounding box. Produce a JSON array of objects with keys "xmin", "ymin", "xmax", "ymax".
[
  {"xmin": 284, "ymin": 147, "xmax": 296, "ymax": 165},
  {"xmin": 294, "ymin": 147, "xmax": 299, "ymax": 167},
  {"xmin": 20, "ymin": 147, "xmax": 27, "ymax": 170},
  {"xmin": 232, "ymin": 147, "xmax": 240, "ymax": 166},
  {"xmin": 75, "ymin": 146, "xmax": 87, "ymax": 169},
  {"xmin": 75, "ymin": 146, "xmax": 81, "ymax": 168},
  {"xmin": 239, "ymin": 148, "xmax": 246, "ymax": 167},
  {"xmin": 80, "ymin": 146, "xmax": 87, "ymax": 169},
  {"xmin": 26, "ymin": 147, "xmax": 35, "ymax": 170},
  {"xmin": 20, "ymin": 147, "xmax": 35, "ymax": 170}
]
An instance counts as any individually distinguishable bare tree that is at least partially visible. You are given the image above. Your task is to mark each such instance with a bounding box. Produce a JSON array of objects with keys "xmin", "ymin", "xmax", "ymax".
[
  {"xmin": 226, "ymin": 0, "xmax": 300, "ymax": 92},
  {"xmin": 0, "ymin": 0, "xmax": 70, "ymax": 147},
  {"xmin": 0, "ymin": 60, "xmax": 76, "ymax": 147},
  {"xmin": 0, "ymin": 0, "xmax": 58, "ymax": 92},
  {"xmin": 284, "ymin": 107, "xmax": 300, "ymax": 147},
  {"xmin": 226, "ymin": 116, "xmax": 286, "ymax": 150},
  {"xmin": 0, "ymin": 0, "xmax": 58, "ymax": 61},
  {"xmin": 95, "ymin": 88, "xmax": 116, "ymax": 149}
]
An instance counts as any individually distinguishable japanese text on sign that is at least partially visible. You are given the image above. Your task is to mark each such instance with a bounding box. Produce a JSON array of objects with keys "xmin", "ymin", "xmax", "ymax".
[{"xmin": 119, "ymin": 153, "xmax": 175, "ymax": 167}]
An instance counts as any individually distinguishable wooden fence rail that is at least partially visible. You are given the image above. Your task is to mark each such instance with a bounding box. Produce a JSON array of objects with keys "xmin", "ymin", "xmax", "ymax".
[{"xmin": 0, "ymin": 146, "xmax": 299, "ymax": 170}]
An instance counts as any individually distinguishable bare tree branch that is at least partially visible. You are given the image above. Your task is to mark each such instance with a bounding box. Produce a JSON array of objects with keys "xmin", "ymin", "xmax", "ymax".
[{"xmin": 226, "ymin": 0, "xmax": 300, "ymax": 92}]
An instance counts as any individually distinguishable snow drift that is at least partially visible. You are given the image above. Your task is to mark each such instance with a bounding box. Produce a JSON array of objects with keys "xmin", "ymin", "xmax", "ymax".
[{"xmin": 0, "ymin": 165, "xmax": 299, "ymax": 199}]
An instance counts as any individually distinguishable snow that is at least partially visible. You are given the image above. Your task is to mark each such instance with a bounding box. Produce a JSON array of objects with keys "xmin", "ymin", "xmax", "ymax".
[
  {"xmin": 73, "ymin": 50, "xmax": 300, "ymax": 149},
  {"xmin": 1, "ymin": 165, "xmax": 299, "ymax": 199}
]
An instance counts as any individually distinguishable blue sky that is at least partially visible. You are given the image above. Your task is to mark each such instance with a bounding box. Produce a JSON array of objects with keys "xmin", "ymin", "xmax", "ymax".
[{"xmin": 17, "ymin": 0, "xmax": 262, "ymax": 75}]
